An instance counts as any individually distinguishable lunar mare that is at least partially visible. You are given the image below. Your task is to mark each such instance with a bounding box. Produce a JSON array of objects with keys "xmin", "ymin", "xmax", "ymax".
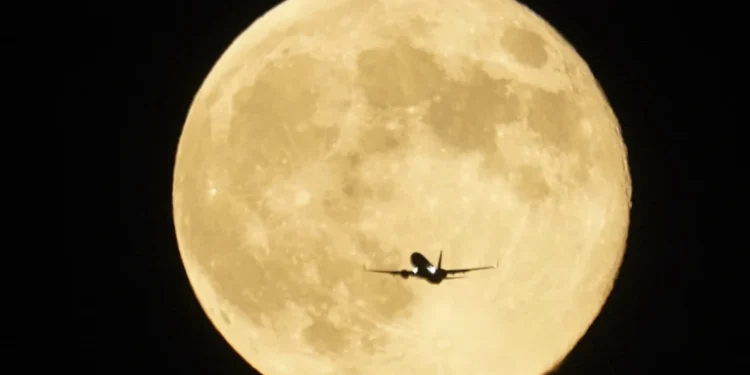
[{"xmin": 172, "ymin": 0, "xmax": 631, "ymax": 374}]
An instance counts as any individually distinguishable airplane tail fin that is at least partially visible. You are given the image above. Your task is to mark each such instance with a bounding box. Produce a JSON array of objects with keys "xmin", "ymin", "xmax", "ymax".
[{"xmin": 437, "ymin": 250, "xmax": 443, "ymax": 269}]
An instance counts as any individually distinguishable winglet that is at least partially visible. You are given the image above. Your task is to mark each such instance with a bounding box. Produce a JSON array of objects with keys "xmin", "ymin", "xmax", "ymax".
[{"xmin": 495, "ymin": 260, "xmax": 500, "ymax": 267}]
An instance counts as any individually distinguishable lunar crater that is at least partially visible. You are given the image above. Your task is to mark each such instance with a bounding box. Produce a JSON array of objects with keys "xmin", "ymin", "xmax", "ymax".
[{"xmin": 500, "ymin": 26, "xmax": 550, "ymax": 68}]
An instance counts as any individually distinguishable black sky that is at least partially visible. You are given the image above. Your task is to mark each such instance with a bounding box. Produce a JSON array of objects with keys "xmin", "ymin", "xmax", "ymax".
[{"xmin": 77, "ymin": 0, "xmax": 720, "ymax": 373}]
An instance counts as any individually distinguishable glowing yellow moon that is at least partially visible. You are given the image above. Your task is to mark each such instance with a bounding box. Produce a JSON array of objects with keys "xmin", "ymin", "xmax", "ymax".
[{"xmin": 172, "ymin": 0, "xmax": 632, "ymax": 374}]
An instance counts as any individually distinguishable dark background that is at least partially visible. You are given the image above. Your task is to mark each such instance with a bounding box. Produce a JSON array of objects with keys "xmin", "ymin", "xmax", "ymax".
[{"xmin": 79, "ymin": 0, "xmax": 719, "ymax": 373}]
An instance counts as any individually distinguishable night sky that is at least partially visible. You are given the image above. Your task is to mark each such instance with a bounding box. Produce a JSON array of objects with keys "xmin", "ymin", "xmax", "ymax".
[{"xmin": 76, "ymin": 0, "xmax": 718, "ymax": 373}]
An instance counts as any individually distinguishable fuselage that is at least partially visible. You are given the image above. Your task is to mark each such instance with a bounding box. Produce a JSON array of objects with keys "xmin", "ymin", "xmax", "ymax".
[{"xmin": 410, "ymin": 252, "xmax": 446, "ymax": 284}]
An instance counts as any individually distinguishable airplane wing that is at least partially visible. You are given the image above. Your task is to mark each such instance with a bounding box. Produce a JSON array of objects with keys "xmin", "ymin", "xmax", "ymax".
[
  {"xmin": 444, "ymin": 261, "xmax": 499, "ymax": 275},
  {"xmin": 363, "ymin": 265, "xmax": 407, "ymax": 276}
]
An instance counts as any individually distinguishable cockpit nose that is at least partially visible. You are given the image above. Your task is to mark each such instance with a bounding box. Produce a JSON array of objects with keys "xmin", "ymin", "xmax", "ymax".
[{"xmin": 410, "ymin": 252, "xmax": 424, "ymax": 266}]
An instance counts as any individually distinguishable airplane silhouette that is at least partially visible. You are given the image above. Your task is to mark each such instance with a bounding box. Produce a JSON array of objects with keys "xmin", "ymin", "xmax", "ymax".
[{"xmin": 363, "ymin": 250, "xmax": 498, "ymax": 284}]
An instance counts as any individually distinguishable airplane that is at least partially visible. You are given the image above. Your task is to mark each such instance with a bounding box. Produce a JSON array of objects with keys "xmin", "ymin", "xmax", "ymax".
[{"xmin": 363, "ymin": 250, "xmax": 498, "ymax": 284}]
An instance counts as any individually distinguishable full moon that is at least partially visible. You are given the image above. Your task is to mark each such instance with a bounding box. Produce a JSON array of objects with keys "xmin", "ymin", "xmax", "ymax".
[{"xmin": 172, "ymin": 0, "xmax": 632, "ymax": 374}]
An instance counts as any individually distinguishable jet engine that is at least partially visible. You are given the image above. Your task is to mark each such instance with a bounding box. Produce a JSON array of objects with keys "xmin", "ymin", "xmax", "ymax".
[{"xmin": 400, "ymin": 270, "xmax": 410, "ymax": 279}]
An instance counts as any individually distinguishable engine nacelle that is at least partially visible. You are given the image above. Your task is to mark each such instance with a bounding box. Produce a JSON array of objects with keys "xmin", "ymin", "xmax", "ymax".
[{"xmin": 400, "ymin": 270, "xmax": 410, "ymax": 279}]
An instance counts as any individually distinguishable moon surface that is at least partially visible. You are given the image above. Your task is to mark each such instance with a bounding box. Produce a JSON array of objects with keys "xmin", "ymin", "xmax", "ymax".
[{"xmin": 172, "ymin": 0, "xmax": 632, "ymax": 374}]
